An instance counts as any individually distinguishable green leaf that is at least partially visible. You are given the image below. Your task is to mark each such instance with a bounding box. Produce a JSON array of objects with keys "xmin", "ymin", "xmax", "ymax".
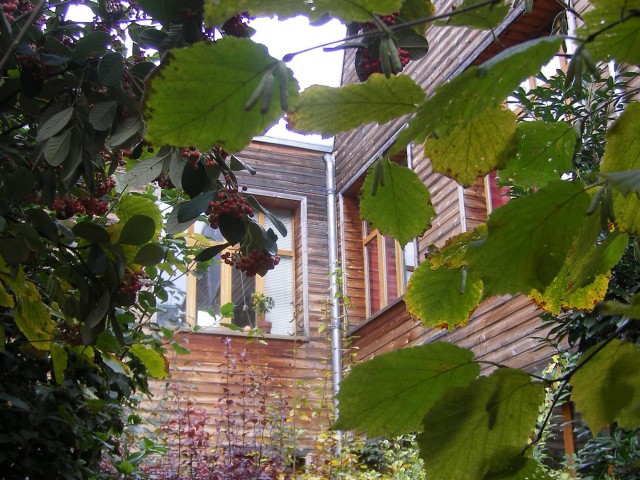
[
  {"xmin": 36, "ymin": 106, "xmax": 73, "ymax": 142},
  {"xmin": 204, "ymin": 0, "xmax": 310, "ymax": 26},
  {"xmin": 289, "ymin": 74, "xmax": 424, "ymax": 136},
  {"xmin": 97, "ymin": 52, "xmax": 124, "ymax": 86},
  {"xmin": 424, "ymin": 106, "xmax": 516, "ymax": 186},
  {"xmin": 43, "ymin": 128, "xmax": 72, "ymax": 167},
  {"xmin": 166, "ymin": 207, "xmax": 197, "ymax": 234},
  {"xmin": 0, "ymin": 239, "xmax": 29, "ymax": 266},
  {"xmin": 395, "ymin": 36, "xmax": 562, "ymax": 149},
  {"xmin": 360, "ymin": 159, "xmax": 435, "ymax": 246},
  {"xmin": 395, "ymin": 28, "xmax": 430, "ymax": 60},
  {"xmin": 484, "ymin": 457, "xmax": 552, "ymax": 480},
  {"xmin": 597, "ymin": 293, "xmax": 640, "ymax": 319},
  {"xmin": 86, "ymin": 291, "xmax": 111, "ymax": 329},
  {"xmin": 136, "ymin": 0, "xmax": 185, "ymax": 25},
  {"xmin": 50, "ymin": 343, "xmax": 68, "ymax": 385},
  {"xmin": 335, "ymin": 342, "xmax": 480, "ymax": 436},
  {"xmin": 177, "ymin": 191, "xmax": 215, "ymax": 223},
  {"xmin": 119, "ymin": 215, "xmax": 156, "ymax": 245},
  {"xmin": 443, "ymin": 0, "xmax": 510, "ymax": 29},
  {"xmin": 405, "ymin": 260, "xmax": 483, "ymax": 329},
  {"xmin": 220, "ymin": 302, "xmax": 235, "ymax": 317},
  {"xmin": 501, "ymin": 121, "xmax": 577, "ymax": 189},
  {"xmin": 89, "ymin": 100, "xmax": 118, "ymax": 131},
  {"xmin": 466, "ymin": 181, "xmax": 590, "ymax": 297},
  {"xmin": 581, "ymin": 0, "xmax": 640, "ymax": 65},
  {"xmin": 133, "ymin": 243, "xmax": 165, "ymax": 265},
  {"xmin": 313, "ymin": 0, "xmax": 403, "ymax": 22},
  {"xmin": 399, "ymin": 0, "xmax": 435, "ymax": 33},
  {"xmin": 144, "ymin": 39, "xmax": 299, "ymax": 152},
  {"xmin": 72, "ymin": 221, "xmax": 111, "ymax": 244},
  {"xmin": 571, "ymin": 339, "xmax": 640, "ymax": 434},
  {"xmin": 121, "ymin": 155, "xmax": 166, "ymax": 187},
  {"xmin": 116, "ymin": 194, "xmax": 163, "ymax": 239},
  {"xmin": 600, "ymin": 103, "xmax": 640, "ymax": 234},
  {"xmin": 605, "ymin": 169, "xmax": 640, "ymax": 196},
  {"xmin": 106, "ymin": 116, "xmax": 144, "ymax": 149},
  {"xmin": 419, "ymin": 368, "xmax": 544, "ymax": 480},
  {"xmin": 130, "ymin": 344, "xmax": 168, "ymax": 379},
  {"xmin": 194, "ymin": 244, "xmax": 228, "ymax": 262},
  {"xmin": 530, "ymin": 215, "xmax": 628, "ymax": 314},
  {"xmin": 73, "ymin": 31, "xmax": 112, "ymax": 61},
  {"xmin": 171, "ymin": 342, "xmax": 191, "ymax": 355},
  {"xmin": 181, "ymin": 159, "xmax": 208, "ymax": 198}
]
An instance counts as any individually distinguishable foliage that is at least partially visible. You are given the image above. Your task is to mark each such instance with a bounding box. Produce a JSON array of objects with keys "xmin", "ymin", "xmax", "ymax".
[{"xmin": 1, "ymin": 0, "xmax": 640, "ymax": 478}]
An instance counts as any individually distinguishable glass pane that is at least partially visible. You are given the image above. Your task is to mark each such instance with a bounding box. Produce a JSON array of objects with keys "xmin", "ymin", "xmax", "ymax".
[
  {"xmin": 196, "ymin": 256, "xmax": 222, "ymax": 327},
  {"xmin": 403, "ymin": 240, "xmax": 417, "ymax": 289},
  {"xmin": 365, "ymin": 239, "xmax": 380, "ymax": 315},
  {"xmin": 385, "ymin": 236, "xmax": 398, "ymax": 302},
  {"xmin": 231, "ymin": 268, "xmax": 256, "ymax": 328},
  {"xmin": 264, "ymin": 256, "xmax": 294, "ymax": 335},
  {"xmin": 263, "ymin": 208, "xmax": 293, "ymax": 250},
  {"xmin": 156, "ymin": 271, "xmax": 187, "ymax": 327}
]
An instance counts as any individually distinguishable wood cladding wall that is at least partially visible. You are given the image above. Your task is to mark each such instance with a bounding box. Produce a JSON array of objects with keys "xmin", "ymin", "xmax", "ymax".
[{"xmin": 147, "ymin": 140, "xmax": 334, "ymax": 448}]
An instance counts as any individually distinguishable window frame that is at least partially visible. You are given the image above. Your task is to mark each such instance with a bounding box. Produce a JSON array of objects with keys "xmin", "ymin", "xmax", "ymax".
[{"xmin": 183, "ymin": 191, "xmax": 308, "ymax": 338}]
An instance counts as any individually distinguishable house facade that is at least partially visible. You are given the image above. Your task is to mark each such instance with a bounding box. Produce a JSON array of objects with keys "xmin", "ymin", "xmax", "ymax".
[{"xmin": 155, "ymin": 0, "xmax": 600, "ymax": 459}]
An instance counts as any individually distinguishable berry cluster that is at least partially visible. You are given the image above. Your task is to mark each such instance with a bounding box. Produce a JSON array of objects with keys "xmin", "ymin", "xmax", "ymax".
[
  {"xmin": 355, "ymin": 45, "xmax": 410, "ymax": 81},
  {"xmin": 16, "ymin": 53, "xmax": 49, "ymax": 84},
  {"xmin": 52, "ymin": 195, "xmax": 109, "ymax": 219},
  {"xmin": 117, "ymin": 269, "xmax": 148, "ymax": 294},
  {"xmin": 221, "ymin": 250, "xmax": 280, "ymax": 277},
  {"xmin": 94, "ymin": 174, "xmax": 116, "ymax": 197},
  {"xmin": 3, "ymin": 0, "xmax": 36, "ymax": 24},
  {"xmin": 206, "ymin": 180, "xmax": 253, "ymax": 229},
  {"xmin": 222, "ymin": 12, "xmax": 252, "ymax": 37},
  {"xmin": 183, "ymin": 145, "xmax": 229, "ymax": 169}
]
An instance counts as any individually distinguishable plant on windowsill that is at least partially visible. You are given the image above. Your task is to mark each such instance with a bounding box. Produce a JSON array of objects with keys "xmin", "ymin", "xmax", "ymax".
[{"xmin": 253, "ymin": 292, "xmax": 276, "ymax": 334}]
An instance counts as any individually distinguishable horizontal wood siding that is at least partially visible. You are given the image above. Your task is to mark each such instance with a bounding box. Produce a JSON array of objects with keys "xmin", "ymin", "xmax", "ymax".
[{"xmin": 147, "ymin": 141, "xmax": 333, "ymax": 448}]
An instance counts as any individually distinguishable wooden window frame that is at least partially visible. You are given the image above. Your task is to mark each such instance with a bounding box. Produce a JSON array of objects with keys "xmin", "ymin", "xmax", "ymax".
[{"xmin": 185, "ymin": 208, "xmax": 297, "ymax": 335}]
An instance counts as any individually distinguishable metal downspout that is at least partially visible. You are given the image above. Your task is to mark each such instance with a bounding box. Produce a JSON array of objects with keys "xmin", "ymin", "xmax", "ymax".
[{"xmin": 323, "ymin": 153, "xmax": 342, "ymax": 453}]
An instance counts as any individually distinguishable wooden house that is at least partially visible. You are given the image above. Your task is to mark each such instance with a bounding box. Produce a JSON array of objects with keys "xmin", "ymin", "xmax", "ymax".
[{"xmin": 155, "ymin": 0, "xmax": 603, "ymax": 460}]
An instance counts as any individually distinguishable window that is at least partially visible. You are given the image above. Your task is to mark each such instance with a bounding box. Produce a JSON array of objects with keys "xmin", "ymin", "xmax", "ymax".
[
  {"xmin": 187, "ymin": 208, "xmax": 296, "ymax": 335},
  {"xmin": 363, "ymin": 221, "xmax": 416, "ymax": 317}
]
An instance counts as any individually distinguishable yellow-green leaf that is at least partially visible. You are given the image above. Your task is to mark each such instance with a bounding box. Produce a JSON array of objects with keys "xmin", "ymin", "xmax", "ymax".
[
  {"xmin": 116, "ymin": 194, "xmax": 163, "ymax": 240},
  {"xmin": 419, "ymin": 369, "xmax": 545, "ymax": 480},
  {"xmin": 443, "ymin": 0, "xmax": 510, "ymax": 29},
  {"xmin": 50, "ymin": 343, "xmax": 68, "ymax": 385},
  {"xmin": 572, "ymin": 340, "xmax": 640, "ymax": 434},
  {"xmin": 360, "ymin": 159, "xmax": 435, "ymax": 246},
  {"xmin": 405, "ymin": 260, "xmax": 483, "ymax": 329},
  {"xmin": 313, "ymin": 0, "xmax": 404, "ymax": 22},
  {"xmin": 466, "ymin": 181, "xmax": 590, "ymax": 297},
  {"xmin": 204, "ymin": 0, "xmax": 310, "ymax": 27},
  {"xmin": 395, "ymin": 36, "xmax": 562, "ymax": 150},
  {"xmin": 289, "ymin": 74, "xmax": 425, "ymax": 137},
  {"xmin": 130, "ymin": 344, "xmax": 168, "ymax": 379},
  {"xmin": 581, "ymin": 0, "xmax": 640, "ymax": 65},
  {"xmin": 424, "ymin": 106, "xmax": 516, "ymax": 186},
  {"xmin": 601, "ymin": 103, "xmax": 640, "ymax": 235},
  {"xmin": 0, "ymin": 281, "xmax": 15, "ymax": 308},
  {"xmin": 335, "ymin": 342, "xmax": 479, "ymax": 436},
  {"xmin": 144, "ymin": 39, "xmax": 299, "ymax": 152}
]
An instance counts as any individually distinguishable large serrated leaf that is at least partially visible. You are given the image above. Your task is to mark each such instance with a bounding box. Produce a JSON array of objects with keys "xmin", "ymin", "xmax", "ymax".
[
  {"xmin": 395, "ymin": 36, "xmax": 562, "ymax": 150},
  {"xmin": 501, "ymin": 121, "xmax": 577, "ymax": 189},
  {"xmin": 144, "ymin": 39, "xmax": 299, "ymax": 152},
  {"xmin": 571, "ymin": 339, "xmax": 640, "ymax": 434},
  {"xmin": 419, "ymin": 369, "xmax": 544, "ymax": 480},
  {"xmin": 289, "ymin": 74, "xmax": 424, "ymax": 137},
  {"xmin": 360, "ymin": 159, "xmax": 434, "ymax": 246},
  {"xmin": 119, "ymin": 215, "xmax": 156, "ymax": 245},
  {"xmin": 335, "ymin": 342, "xmax": 479, "ymax": 437},
  {"xmin": 443, "ymin": 0, "xmax": 510, "ymax": 29},
  {"xmin": 116, "ymin": 194, "xmax": 163, "ymax": 239},
  {"xmin": 580, "ymin": 0, "xmax": 640, "ymax": 65},
  {"xmin": 466, "ymin": 181, "xmax": 590, "ymax": 297},
  {"xmin": 405, "ymin": 260, "xmax": 483, "ymax": 329},
  {"xmin": 483, "ymin": 457, "xmax": 552, "ymax": 480},
  {"xmin": 424, "ymin": 106, "xmax": 517, "ymax": 186},
  {"xmin": 313, "ymin": 0, "xmax": 403, "ymax": 22},
  {"xmin": 600, "ymin": 103, "xmax": 640, "ymax": 235},
  {"xmin": 204, "ymin": 0, "xmax": 310, "ymax": 26}
]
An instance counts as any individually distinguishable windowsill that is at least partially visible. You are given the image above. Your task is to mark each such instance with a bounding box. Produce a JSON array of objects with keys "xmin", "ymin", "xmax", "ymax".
[{"xmin": 183, "ymin": 324, "xmax": 310, "ymax": 342}]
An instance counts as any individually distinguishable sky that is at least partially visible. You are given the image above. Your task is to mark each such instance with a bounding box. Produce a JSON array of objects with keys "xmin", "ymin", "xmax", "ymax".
[{"xmin": 66, "ymin": 6, "xmax": 346, "ymax": 147}]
